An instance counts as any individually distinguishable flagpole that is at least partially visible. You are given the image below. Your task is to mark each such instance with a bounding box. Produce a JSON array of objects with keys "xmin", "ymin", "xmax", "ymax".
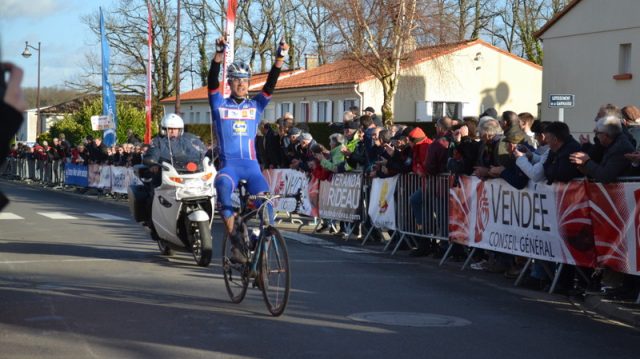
[
  {"xmin": 145, "ymin": 0, "xmax": 153, "ymax": 144},
  {"xmin": 174, "ymin": 0, "xmax": 181, "ymax": 115}
]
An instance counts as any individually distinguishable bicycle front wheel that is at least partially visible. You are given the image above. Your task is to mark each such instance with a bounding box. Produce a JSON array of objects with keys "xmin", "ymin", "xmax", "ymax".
[
  {"xmin": 222, "ymin": 229, "xmax": 249, "ymax": 303},
  {"xmin": 260, "ymin": 226, "xmax": 290, "ymax": 316}
]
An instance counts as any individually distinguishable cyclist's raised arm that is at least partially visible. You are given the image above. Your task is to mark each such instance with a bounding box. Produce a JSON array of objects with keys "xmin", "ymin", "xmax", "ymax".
[
  {"xmin": 262, "ymin": 40, "xmax": 290, "ymax": 97},
  {"xmin": 208, "ymin": 36, "xmax": 227, "ymax": 91}
]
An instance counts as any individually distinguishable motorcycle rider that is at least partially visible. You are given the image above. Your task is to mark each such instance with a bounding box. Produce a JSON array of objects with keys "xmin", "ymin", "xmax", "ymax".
[
  {"xmin": 144, "ymin": 113, "xmax": 208, "ymax": 171},
  {"xmin": 209, "ymin": 36, "xmax": 289, "ymax": 264}
]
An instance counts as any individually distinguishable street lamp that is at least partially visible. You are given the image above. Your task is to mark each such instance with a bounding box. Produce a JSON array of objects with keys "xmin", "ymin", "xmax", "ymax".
[{"xmin": 21, "ymin": 41, "xmax": 41, "ymax": 136}]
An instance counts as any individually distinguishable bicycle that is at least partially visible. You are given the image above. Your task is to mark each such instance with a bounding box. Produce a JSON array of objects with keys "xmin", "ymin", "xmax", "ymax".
[{"xmin": 221, "ymin": 180, "xmax": 301, "ymax": 316}]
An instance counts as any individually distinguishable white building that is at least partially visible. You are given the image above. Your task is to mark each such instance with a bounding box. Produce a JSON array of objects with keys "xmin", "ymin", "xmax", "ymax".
[
  {"xmin": 161, "ymin": 39, "xmax": 542, "ymax": 124},
  {"xmin": 537, "ymin": 0, "xmax": 640, "ymax": 134}
]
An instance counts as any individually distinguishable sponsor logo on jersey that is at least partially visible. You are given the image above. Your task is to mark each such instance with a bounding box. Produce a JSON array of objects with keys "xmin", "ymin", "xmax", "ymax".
[
  {"xmin": 219, "ymin": 107, "xmax": 257, "ymax": 120},
  {"xmin": 232, "ymin": 121, "xmax": 248, "ymax": 134}
]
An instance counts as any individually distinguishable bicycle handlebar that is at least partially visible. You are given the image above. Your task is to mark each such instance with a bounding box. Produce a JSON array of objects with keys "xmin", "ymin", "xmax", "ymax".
[{"xmin": 246, "ymin": 189, "xmax": 303, "ymax": 212}]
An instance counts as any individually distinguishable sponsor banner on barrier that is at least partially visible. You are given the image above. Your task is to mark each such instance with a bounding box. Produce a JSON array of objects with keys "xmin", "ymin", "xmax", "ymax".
[
  {"xmin": 319, "ymin": 172, "xmax": 363, "ymax": 222},
  {"xmin": 368, "ymin": 176, "xmax": 398, "ymax": 230},
  {"xmin": 263, "ymin": 169, "xmax": 315, "ymax": 216},
  {"xmin": 111, "ymin": 166, "xmax": 128, "ymax": 194},
  {"xmin": 449, "ymin": 176, "xmax": 596, "ymax": 267},
  {"xmin": 588, "ymin": 182, "xmax": 640, "ymax": 275},
  {"xmin": 88, "ymin": 164, "xmax": 102, "ymax": 188},
  {"xmin": 64, "ymin": 163, "xmax": 89, "ymax": 187},
  {"xmin": 98, "ymin": 166, "xmax": 112, "ymax": 189}
]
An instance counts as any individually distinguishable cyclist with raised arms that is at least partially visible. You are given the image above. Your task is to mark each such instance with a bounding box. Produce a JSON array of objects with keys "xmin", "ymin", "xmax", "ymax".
[{"xmin": 209, "ymin": 36, "xmax": 289, "ymax": 264}]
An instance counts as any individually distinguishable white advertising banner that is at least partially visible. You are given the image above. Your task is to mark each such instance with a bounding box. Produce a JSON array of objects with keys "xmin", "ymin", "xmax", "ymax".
[
  {"xmin": 110, "ymin": 166, "xmax": 128, "ymax": 193},
  {"xmin": 263, "ymin": 169, "xmax": 314, "ymax": 216},
  {"xmin": 368, "ymin": 176, "xmax": 398, "ymax": 230}
]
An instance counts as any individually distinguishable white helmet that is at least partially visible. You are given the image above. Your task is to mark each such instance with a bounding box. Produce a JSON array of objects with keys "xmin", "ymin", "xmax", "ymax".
[{"xmin": 161, "ymin": 113, "xmax": 184, "ymax": 130}]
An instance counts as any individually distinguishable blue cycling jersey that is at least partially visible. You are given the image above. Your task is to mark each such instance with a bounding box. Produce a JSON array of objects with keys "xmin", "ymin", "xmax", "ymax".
[{"xmin": 209, "ymin": 90, "xmax": 270, "ymax": 163}]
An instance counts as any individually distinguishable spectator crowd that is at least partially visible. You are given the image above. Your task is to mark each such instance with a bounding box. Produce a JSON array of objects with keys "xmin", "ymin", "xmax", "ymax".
[
  {"xmin": 3, "ymin": 102, "xmax": 640, "ymax": 300},
  {"xmin": 253, "ymin": 103, "xmax": 640, "ymax": 300}
]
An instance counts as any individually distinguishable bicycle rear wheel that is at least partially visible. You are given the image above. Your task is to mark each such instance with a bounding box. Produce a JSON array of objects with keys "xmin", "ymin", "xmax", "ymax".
[
  {"xmin": 222, "ymin": 229, "xmax": 248, "ymax": 303},
  {"xmin": 260, "ymin": 226, "xmax": 290, "ymax": 316}
]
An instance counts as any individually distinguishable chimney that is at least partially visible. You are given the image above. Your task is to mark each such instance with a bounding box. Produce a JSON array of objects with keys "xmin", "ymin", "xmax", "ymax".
[{"xmin": 305, "ymin": 54, "xmax": 319, "ymax": 70}]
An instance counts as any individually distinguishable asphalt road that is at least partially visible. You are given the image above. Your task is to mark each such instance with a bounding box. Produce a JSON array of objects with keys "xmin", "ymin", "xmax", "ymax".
[{"xmin": 0, "ymin": 179, "xmax": 638, "ymax": 358}]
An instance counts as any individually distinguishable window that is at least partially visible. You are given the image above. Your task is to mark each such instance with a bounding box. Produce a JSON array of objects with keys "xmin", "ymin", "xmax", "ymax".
[
  {"xmin": 619, "ymin": 43, "xmax": 631, "ymax": 74},
  {"xmin": 195, "ymin": 112, "xmax": 201, "ymax": 123},
  {"xmin": 189, "ymin": 112, "xmax": 195, "ymax": 123},
  {"xmin": 432, "ymin": 101, "xmax": 461, "ymax": 120},
  {"xmin": 280, "ymin": 102, "xmax": 293, "ymax": 118},
  {"xmin": 299, "ymin": 102, "xmax": 310, "ymax": 123},
  {"xmin": 343, "ymin": 98, "xmax": 358, "ymax": 113},
  {"xmin": 316, "ymin": 101, "xmax": 332, "ymax": 123}
]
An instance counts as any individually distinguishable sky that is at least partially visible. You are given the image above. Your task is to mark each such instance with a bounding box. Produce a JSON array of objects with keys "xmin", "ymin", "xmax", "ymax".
[{"xmin": 0, "ymin": 0, "xmax": 119, "ymax": 89}]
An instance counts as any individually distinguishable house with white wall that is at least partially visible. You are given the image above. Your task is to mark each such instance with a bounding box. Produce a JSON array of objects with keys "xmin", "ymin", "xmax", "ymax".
[
  {"xmin": 536, "ymin": 0, "xmax": 640, "ymax": 134},
  {"xmin": 161, "ymin": 39, "xmax": 542, "ymax": 124}
]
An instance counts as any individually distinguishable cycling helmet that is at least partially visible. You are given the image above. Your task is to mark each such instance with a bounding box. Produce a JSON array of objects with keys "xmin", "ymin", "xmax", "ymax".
[
  {"xmin": 161, "ymin": 113, "xmax": 184, "ymax": 134},
  {"xmin": 227, "ymin": 60, "xmax": 251, "ymax": 79}
]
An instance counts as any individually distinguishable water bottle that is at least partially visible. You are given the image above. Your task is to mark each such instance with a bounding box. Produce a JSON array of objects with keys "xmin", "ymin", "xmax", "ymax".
[{"xmin": 249, "ymin": 228, "xmax": 260, "ymax": 250}]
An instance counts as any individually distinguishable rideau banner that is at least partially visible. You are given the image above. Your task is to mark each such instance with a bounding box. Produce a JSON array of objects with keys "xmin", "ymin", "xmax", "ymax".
[
  {"xmin": 368, "ymin": 176, "xmax": 398, "ymax": 230},
  {"xmin": 318, "ymin": 172, "xmax": 363, "ymax": 222},
  {"xmin": 449, "ymin": 176, "xmax": 640, "ymax": 276}
]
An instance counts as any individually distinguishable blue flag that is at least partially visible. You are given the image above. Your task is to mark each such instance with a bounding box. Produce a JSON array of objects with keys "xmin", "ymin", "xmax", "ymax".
[{"xmin": 100, "ymin": 7, "xmax": 117, "ymax": 146}]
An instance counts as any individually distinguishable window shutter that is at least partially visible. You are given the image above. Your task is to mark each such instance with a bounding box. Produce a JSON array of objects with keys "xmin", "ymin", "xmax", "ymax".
[
  {"xmin": 327, "ymin": 101, "xmax": 333, "ymax": 123},
  {"xmin": 462, "ymin": 102, "xmax": 475, "ymax": 117},
  {"xmin": 275, "ymin": 103, "xmax": 282, "ymax": 119},
  {"xmin": 415, "ymin": 101, "xmax": 427, "ymax": 122},
  {"xmin": 425, "ymin": 101, "xmax": 433, "ymax": 122},
  {"xmin": 312, "ymin": 101, "xmax": 318, "ymax": 122}
]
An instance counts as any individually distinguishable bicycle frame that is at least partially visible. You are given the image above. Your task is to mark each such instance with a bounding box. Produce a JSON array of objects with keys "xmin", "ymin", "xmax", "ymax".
[{"xmin": 235, "ymin": 184, "xmax": 300, "ymax": 273}]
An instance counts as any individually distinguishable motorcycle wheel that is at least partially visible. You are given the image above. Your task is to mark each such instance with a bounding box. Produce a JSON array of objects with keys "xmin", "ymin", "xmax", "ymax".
[
  {"xmin": 150, "ymin": 222, "xmax": 174, "ymax": 256},
  {"xmin": 189, "ymin": 220, "xmax": 212, "ymax": 267}
]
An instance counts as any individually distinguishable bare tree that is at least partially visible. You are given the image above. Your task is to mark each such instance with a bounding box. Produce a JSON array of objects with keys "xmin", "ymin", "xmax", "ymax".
[
  {"xmin": 72, "ymin": 0, "xmax": 181, "ymax": 118},
  {"xmin": 296, "ymin": 0, "xmax": 333, "ymax": 64},
  {"xmin": 487, "ymin": 0, "xmax": 569, "ymax": 64},
  {"xmin": 184, "ymin": 0, "xmax": 225, "ymax": 87},
  {"xmin": 321, "ymin": 0, "xmax": 420, "ymax": 126}
]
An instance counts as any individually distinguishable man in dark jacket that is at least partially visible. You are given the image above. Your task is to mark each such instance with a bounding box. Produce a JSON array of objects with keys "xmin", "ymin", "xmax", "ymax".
[
  {"xmin": 543, "ymin": 121, "xmax": 582, "ymax": 184},
  {"xmin": 570, "ymin": 115, "xmax": 634, "ymax": 183},
  {"xmin": 256, "ymin": 122, "xmax": 281, "ymax": 169}
]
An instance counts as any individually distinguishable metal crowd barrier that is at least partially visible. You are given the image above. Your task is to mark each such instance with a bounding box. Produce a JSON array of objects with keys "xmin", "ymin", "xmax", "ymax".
[
  {"xmin": 4, "ymin": 158, "xmax": 67, "ymax": 187},
  {"xmin": 362, "ymin": 173, "xmax": 451, "ymax": 259}
]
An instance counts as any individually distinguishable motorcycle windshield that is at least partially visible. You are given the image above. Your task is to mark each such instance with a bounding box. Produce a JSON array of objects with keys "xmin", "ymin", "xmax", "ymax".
[{"xmin": 167, "ymin": 136, "xmax": 207, "ymax": 173}]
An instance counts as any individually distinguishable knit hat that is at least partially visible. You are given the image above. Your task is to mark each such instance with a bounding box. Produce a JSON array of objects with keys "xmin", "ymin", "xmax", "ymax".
[
  {"xmin": 408, "ymin": 127, "xmax": 426, "ymax": 142},
  {"xmin": 503, "ymin": 127, "xmax": 525, "ymax": 144},
  {"xmin": 364, "ymin": 106, "xmax": 375, "ymax": 113}
]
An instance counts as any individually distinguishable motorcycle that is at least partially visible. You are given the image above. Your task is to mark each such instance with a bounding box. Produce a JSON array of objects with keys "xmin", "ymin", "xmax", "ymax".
[{"xmin": 129, "ymin": 157, "xmax": 216, "ymax": 266}]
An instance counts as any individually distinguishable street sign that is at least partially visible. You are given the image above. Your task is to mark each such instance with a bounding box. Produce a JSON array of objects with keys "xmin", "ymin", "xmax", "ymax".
[
  {"xmin": 549, "ymin": 94, "xmax": 575, "ymax": 108},
  {"xmin": 90, "ymin": 115, "xmax": 114, "ymax": 131}
]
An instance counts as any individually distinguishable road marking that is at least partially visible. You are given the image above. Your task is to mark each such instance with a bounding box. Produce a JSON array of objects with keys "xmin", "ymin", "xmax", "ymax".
[
  {"xmin": 37, "ymin": 212, "xmax": 78, "ymax": 220},
  {"xmin": 0, "ymin": 258, "xmax": 113, "ymax": 265},
  {"xmin": 0, "ymin": 213, "xmax": 24, "ymax": 220},
  {"xmin": 282, "ymin": 231, "xmax": 379, "ymax": 254},
  {"xmin": 86, "ymin": 213, "xmax": 129, "ymax": 221}
]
